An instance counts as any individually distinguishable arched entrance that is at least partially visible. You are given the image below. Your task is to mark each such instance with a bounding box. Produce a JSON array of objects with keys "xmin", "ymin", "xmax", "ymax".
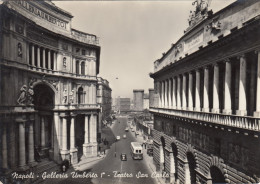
[
  {"xmin": 186, "ymin": 152, "xmax": 196, "ymax": 184},
  {"xmin": 210, "ymin": 166, "xmax": 226, "ymax": 184},
  {"xmin": 33, "ymin": 83, "xmax": 55, "ymax": 159},
  {"xmin": 75, "ymin": 114, "xmax": 85, "ymax": 159}
]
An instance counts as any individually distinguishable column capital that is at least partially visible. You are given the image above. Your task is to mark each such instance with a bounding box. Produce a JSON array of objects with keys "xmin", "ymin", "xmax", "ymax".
[
  {"xmin": 237, "ymin": 54, "xmax": 245, "ymax": 60},
  {"xmin": 254, "ymin": 49, "xmax": 260, "ymax": 54},
  {"xmin": 223, "ymin": 58, "xmax": 231, "ymax": 63}
]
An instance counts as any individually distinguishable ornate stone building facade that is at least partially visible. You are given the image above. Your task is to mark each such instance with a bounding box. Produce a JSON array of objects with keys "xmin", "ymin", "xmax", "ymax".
[
  {"xmin": 0, "ymin": 1, "xmax": 101, "ymax": 172},
  {"xmin": 97, "ymin": 77, "xmax": 112, "ymax": 138},
  {"xmin": 150, "ymin": 0, "xmax": 260, "ymax": 183}
]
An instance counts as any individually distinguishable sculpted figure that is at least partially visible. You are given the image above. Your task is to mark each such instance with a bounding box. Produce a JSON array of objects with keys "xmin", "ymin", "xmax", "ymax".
[
  {"xmin": 69, "ymin": 90, "xmax": 74, "ymax": 104},
  {"xmin": 17, "ymin": 85, "xmax": 27, "ymax": 105},
  {"xmin": 63, "ymin": 89, "xmax": 67, "ymax": 104},
  {"xmin": 27, "ymin": 87, "xmax": 34, "ymax": 105}
]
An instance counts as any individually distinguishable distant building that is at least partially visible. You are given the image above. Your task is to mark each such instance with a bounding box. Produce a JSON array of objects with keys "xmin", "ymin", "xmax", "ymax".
[
  {"xmin": 148, "ymin": 88, "xmax": 155, "ymax": 108},
  {"xmin": 97, "ymin": 77, "xmax": 112, "ymax": 138},
  {"xmin": 133, "ymin": 89, "xmax": 144, "ymax": 111},
  {"xmin": 120, "ymin": 98, "xmax": 131, "ymax": 113},
  {"xmin": 143, "ymin": 93, "xmax": 149, "ymax": 110}
]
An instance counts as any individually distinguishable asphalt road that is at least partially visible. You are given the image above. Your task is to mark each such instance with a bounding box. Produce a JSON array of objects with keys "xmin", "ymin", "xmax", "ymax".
[
  {"xmin": 40, "ymin": 116, "xmax": 156, "ymax": 184},
  {"xmin": 91, "ymin": 116, "xmax": 156, "ymax": 184}
]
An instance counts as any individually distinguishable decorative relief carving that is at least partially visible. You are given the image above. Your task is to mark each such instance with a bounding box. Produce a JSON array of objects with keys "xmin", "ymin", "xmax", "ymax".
[
  {"xmin": 69, "ymin": 90, "xmax": 74, "ymax": 104},
  {"xmin": 17, "ymin": 43, "xmax": 22, "ymax": 57},
  {"xmin": 188, "ymin": 0, "xmax": 212, "ymax": 28},
  {"xmin": 179, "ymin": 126, "xmax": 209, "ymax": 151},
  {"xmin": 63, "ymin": 89, "xmax": 67, "ymax": 104},
  {"xmin": 27, "ymin": 31, "xmax": 58, "ymax": 47},
  {"xmin": 206, "ymin": 18, "xmax": 221, "ymax": 32},
  {"xmin": 228, "ymin": 143, "xmax": 249, "ymax": 168}
]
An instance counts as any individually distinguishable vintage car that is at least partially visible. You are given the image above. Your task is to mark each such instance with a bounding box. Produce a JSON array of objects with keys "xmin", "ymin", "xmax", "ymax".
[{"xmin": 121, "ymin": 153, "xmax": 127, "ymax": 161}]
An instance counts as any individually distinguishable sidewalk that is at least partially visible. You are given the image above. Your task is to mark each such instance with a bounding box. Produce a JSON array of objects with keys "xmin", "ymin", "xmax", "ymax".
[{"xmin": 129, "ymin": 125, "xmax": 166, "ymax": 184}]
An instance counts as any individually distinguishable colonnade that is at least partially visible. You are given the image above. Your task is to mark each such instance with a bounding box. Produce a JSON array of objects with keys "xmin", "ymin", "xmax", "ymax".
[
  {"xmin": 157, "ymin": 51, "xmax": 260, "ymax": 117},
  {"xmin": 28, "ymin": 43, "xmax": 57, "ymax": 71}
]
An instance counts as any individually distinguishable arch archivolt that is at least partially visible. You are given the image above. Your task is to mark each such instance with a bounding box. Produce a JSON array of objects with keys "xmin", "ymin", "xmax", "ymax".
[
  {"xmin": 207, "ymin": 156, "xmax": 225, "ymax": 176},
  {"xmin": 30, "ymin": 78, "xmax": 58, "ymax": 94}
]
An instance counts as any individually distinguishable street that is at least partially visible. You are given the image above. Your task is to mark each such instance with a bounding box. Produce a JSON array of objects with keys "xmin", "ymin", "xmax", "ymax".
[{"xmin": 41, "ymin": 116, "xmax": 156, "ymax": 184}]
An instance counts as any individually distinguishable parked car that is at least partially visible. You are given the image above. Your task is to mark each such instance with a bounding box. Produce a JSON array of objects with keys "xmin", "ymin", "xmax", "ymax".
[
  {"xmin": 123, "ymin": 134, "xmax": 126, "ymax": 139},
  {"xmin": 121, "ymin": 153, "xmax": 127, "ymax": 161},
  {"xmin": 116, "ymin": 136, "xmax": 120, "ymax": 140},
  {"xmin": 125, "ymin": 127, "xmax": 129, "ymax": 132}
]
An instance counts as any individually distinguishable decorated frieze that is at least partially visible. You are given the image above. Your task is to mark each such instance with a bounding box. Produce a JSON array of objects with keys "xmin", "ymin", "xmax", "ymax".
[
  {"xmin": 178, "ymin": 126, "xmax": 209, "ymax": 151},
  {"xmin": 228, "ymin": 143, "xmax": 249, "ymax": 169}
]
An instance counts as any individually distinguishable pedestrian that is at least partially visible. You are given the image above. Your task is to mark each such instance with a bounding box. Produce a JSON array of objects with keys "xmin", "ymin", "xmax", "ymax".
[{"xmin": 104, "ymin": 149, "xmax": 106, "ymax": 155}]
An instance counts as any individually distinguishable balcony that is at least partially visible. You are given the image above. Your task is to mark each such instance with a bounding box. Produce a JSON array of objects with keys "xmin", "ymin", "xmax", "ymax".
[
  {"xmin": 150, "ymin": 107, "xmax": 260, "ymax": 133},
  {"xmin": 71, "ymin": 29, "xmax": 99, "ymax": 46}
]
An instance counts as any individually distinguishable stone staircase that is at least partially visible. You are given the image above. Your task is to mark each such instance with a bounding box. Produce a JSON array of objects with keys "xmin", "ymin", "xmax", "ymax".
[{"xmin": 23, "ymin": 159, "xmax": 60, "ymax": 184}]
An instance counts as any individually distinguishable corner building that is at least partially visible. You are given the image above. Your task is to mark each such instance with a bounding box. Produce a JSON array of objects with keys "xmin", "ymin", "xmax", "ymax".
[
  {"xmin": 0, "ymin": 1, "xmax": 101, "ymax": 171},
  {"xmin": 150, "ymin": 1, "xmax": 260, "ymax": 183}
]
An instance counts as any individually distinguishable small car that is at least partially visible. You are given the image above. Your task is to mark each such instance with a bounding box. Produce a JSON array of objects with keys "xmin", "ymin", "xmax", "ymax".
[
  {"xmin": 125, "ymin": 128, "xmax": 129, "ymax": 132},
  {"xmin": 121, "ymin": 153, "xmax": 127, "ymax": 161},
  {"xmin": 123, "ymin": 134, "xmax": 126, "ymax": 139},
  {"xmin": 116, "ymin": 136, "xmax": 120, "ymax": 140}
]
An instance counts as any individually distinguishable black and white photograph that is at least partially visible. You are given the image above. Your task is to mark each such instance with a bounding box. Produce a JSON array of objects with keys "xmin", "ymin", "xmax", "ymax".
[{"xmin": 0, "ymin": 0, "xmax": 260, "ymax": 183}]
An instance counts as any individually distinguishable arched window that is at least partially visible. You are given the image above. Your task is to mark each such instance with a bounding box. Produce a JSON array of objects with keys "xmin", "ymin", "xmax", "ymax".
[
  {"xmin": 81, "ymin": 62, "xmax": 85, "ymax": 75},
  {"xmin": 76, "ymin": 60, "xmax": 80, "ymax": 75},
  {"xmin": 78, "ymin": 87, "xmax": 84, "ymax": 104}
]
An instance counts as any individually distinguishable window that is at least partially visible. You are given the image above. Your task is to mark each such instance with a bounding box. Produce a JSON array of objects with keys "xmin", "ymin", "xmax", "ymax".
[
  {"xmin": 78, "ymin": 87, "xmax": 84, "ymax": 104},
  {"xmin": 82, "ymin": 49, "xmax": 86, "ymax": 55},
  {"xmin": 76, "ymin": 60, "xmax": 80, "ymax": 74},
  {"xmin": 81, "ymin": 62, "xmax": 85, "ymax": 75}
]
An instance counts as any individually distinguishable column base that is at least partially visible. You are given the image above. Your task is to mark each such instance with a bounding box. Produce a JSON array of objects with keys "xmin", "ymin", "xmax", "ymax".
[
  {"xmin": 60, "ymin": 150, "xmax": 70, "ymax": 161},
  {"xmin": 253, "ymin": 111, "xmax": 260, "ymax": 118},
  {"xmin": 236, "ymin": 110, "xmax": 247, "ymax": 116},
  {"xmin": 187, "ymin": 107, "xmax": 194, "ymax": 111},
  {"xmin": 18, "ymin": 165, "xmax": 29, "ymax": 171},
  {"xmin": 83, "ymin": 143, "xmax": 98, "ymax": 158},
  {"xmin": 182, "ymin": 107, "xmax": 187, "ymax": 110},
  {"xmin": 223, "ymin": 109, "xmax": 232, "ymax": 115},
  {"xmin": 169, "ymin": 173, "xmax": 175, "ymax": 184},
  {"xmin": 202, "ymin": 108, "xmax": 210, "ymax": 112},
  {"xmin": 211, "ymin": 108, "xmax": 220, "ymax": 113},
  {"xmin": 28, "ymin": 161, "xmax": 38, "ymax": 167},
  {"xmin": 70, "ymin": 148, "xmax": 78, "ymax": 165},
  {"xmin": 194, "ymin": 107, "xmax": 201, "ymax": 112},
  {"xmin": 177, "ymin": 106, "xmax": 182, "ymax": 110}
]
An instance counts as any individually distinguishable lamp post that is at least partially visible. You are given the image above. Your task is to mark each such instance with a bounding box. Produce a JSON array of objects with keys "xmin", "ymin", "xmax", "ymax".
[{"xmin": 114, "ymin": 139, "xmax": 117, "ymax": 157}]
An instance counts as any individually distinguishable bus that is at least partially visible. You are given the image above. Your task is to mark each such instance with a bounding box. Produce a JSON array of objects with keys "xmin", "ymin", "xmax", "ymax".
[{"xmin": 130, "ymin": 142, "xmax": 143, "ymax": 160}]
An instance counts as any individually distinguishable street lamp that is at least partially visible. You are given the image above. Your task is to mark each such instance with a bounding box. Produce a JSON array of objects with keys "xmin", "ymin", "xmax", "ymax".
[{"xmin": 115, "ymin": 139, "xmax": 117, "ymax": 157}]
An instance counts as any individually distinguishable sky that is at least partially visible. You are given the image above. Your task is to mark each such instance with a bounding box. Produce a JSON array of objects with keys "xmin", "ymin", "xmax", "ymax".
[{"xmin": 54, "ymin": 0, "xmax": 236, "ymax": 99}]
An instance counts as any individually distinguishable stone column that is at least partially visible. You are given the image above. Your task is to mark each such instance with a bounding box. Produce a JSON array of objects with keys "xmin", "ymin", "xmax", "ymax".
[
  {"xmin": 28, "ymin": 121, "xmax": 36, "ymax": 165},
  {"xmin": 60, "ymin": 116, "xmax": 69, "ymax": 160},
  {"xmin": 254, "ymin": 51, "xmax": 260, "ymax": 117},
  {"xmin": 53, "ymin": 112, "xmax": 61, "ymax": 162},
  {"xmin": 32, "ymin": 44, "xmax": 35, "ymax": 66},
  {"xmin": 223, "ymin": 60, "xmax": 232, "ymax": 114},
  {"xmin": 79, "ymin": 61, "xmax": 82, "ymax": 75},
  {"xmin": 177, "ymin": 76, "xmax": 181, "ymax": 109},
  {"xmin": 62, "ymin": 117, "xmax": 67, "ymax": 151},
  {"xmin": 212, "ymin": 64, "xmax": 220, "ymax": 113},
  {"xmin": 70, "ymin": 115, "xmax": 78, "ymax": 165},
  {"xmin": 41, "ymin": 116, "xmax": 46, "ymax": 148},
  {"xmin": 159, "ymin": 82, "xmax": 162, "ymax": 108},
  {"xmin": 2, "ymin": 124, "xmax": 8, "ymax": 169},
  {"xmin": 53, "ymin": 52, "xmax": 57, "ymax": 70},
  {"xmin": 169, "ymin": 153, "xmax": 175, "ymax": 183},
  {"xmin": 168, "ymin": 79, "xmax": 172, "ymax": 108},
  {"xmin": 18, "ymin": 120, "xmax": 28, "ymax": 170},
  {"xmin": 165, "ymin": 80, "xmax": 168, "ymax": 108},
  {"xmin": 203, "ymin": 67, "xmax": 210, "ymax": 112},
  {"xmin": 93, "ymin": 84, "xmax": 97, "ymax": 104},
  {"xmin": 83, "ymin": 115, "xmax": 89, "ymax": 157},
  {"xmin": 48, "ymin": 50, "xmax": 51, "ymax": 70},
  {"xmin": 194, "ymin": 70, "xmax": 201, "ymax": 111},
  {"xmin": 236, "ymin": 55, "xmax": 247, "ymax": 116},
  {"xmin": 182, "ymin": 74, "xmax": 187, "ymax": 110},
  {"xmin": 37, "ymin": 46, "xmax": 40, "ymax": 68},
  {"xmin": 43, "ymin": 48, "xmax": 46, "ymax": 69},
  {"xmin": 172, "ymin": 77, "xmax": 177, "ymax": 108},
  {"xmin": 188, "ymin": 72, "xmax": 193, "ymax": 111},
  {"xmin": 93, "ymin": 60, "xmax": 96, "ymax": 76},
  {"xmin": 162, "ymin": 81, "xmax": 165, "ymax": 107}
]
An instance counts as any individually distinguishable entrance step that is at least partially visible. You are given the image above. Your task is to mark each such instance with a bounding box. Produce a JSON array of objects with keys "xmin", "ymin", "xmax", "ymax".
[{"xmin": 23, "ymin": 159, "xmax": 60, "ymax": 184}]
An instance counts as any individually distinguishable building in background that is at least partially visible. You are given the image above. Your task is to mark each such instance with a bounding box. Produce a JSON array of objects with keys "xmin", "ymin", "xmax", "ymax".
[
  {"xmin": 97, "ymin": 77, "xmax": 112, "ymax": 139},
  {"xmin": 150, "ymin": 1, "xmax": 260, "ymax": 183},
  {"xmin": 133, "ymin": 89, "xmax": 144, "ymax": 111},
  {"xmin": 120, "ymin": 98, "xmax": 131, "ymax": 113},
  {"xmin": 143, "ymin": 93, "xmax": 149, "ymax": 110},
  {"xmin": 0, "ymin": 0, "xmax": 100, "ymax": 173},
  {"xmin": 148, "ymin": 88, "xmax": 155, "ymax": 108}
]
